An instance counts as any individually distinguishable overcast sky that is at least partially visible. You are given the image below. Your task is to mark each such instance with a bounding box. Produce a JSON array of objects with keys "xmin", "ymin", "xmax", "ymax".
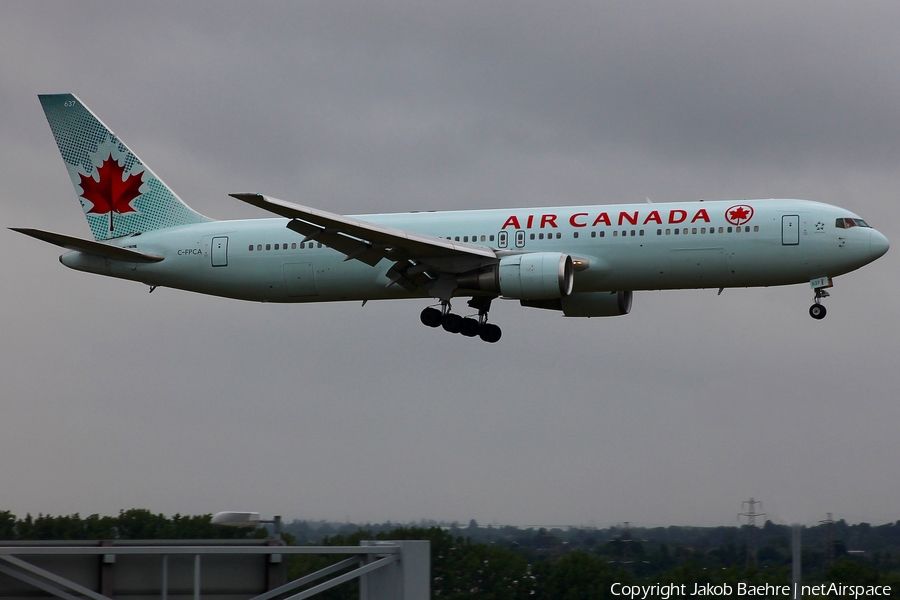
[{"xmin": 2, "ymin": 1, "xmax": 899, "ymax": 529}]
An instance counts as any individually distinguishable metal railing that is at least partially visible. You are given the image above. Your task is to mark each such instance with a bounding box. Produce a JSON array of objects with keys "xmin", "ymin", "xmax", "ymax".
[{"xmin": 0, "ymin": 540, "xmax": 428, "ymax": 600}]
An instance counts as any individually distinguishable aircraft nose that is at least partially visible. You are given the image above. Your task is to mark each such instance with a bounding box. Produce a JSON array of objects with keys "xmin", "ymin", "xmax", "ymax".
[{"xmin": 870, "ymin": 229, "xmax": 890, "ymax": 260}]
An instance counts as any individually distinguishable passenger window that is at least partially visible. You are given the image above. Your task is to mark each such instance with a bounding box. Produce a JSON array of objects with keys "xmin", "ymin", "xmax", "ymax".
[
  {"xmin": 657, "ymin": 229, "xmax": 662, "ymax": 235},
  {"xmin": 613, "ymin": 231, "xmax": 618, "ymax": 237},
  {"xmin": 666, "ymin": 229, "xmax": 671, "ymax": 235},
  {"xmin": 639, "ymin": 230, "xmax": 644, "ymax": 236},
  {"xmin": 692, "ymin": 228, "xmax": 697, "ymax": 234},
  {"xmin": 754, "ymin": 226, "xmax": 759, "ymax": 232},
  {"xmin": 257, "ymin": 244, "xmax": 262, "ymax": 251},
  {"xmin": 530, "ymin": 233, "xmax": 535, "ymax": 240},
  {"xmin": 556, "ymin": 232, "xmax": 561, "ymax": 239},
  {"xmin": 481, "ymin": 235, "xmax": 486, "ymax": 242},
  {"xmin": 600, "ymin": 231, "xmax": 605, "ymax": 237},
  {"xmin": 630, "ymin": 230, "xmax": 635, "ymax": 236},
  {"xmin": 248, "ymin": 245, "xmax": 253, "ymax": 251},
  {"xmin": 317, "ymin": 243, "xmax": 322, "ymax": 248},
  {"xmin": 454, "ymin": 236, "xmax": 459, "ymax": 241},
  {"xmin": 489, "ymin": 235, "xmax": 494, "ymax": 241},
  {"xmin": 463, "ymin": 236, "xmax": 468, "ymax": 242},
  {"xmin": 292, "ymin": 243, "xmax": 297, "ymax": 249},
  {"xmin": 674, "ymin": 229, "xmax": 679, "ymax": 235},
  {"xmin": 266, "ymin": 244, "xmax": 271, "ymax": 250},
  {"xmin": 274, "ymin": 244, "xmax": 279, "ymax": 250},
  {"xmin": 718, "ymin": 227, "xmax": 724, "ymax": 233},
  {"xmin": 727, "ymin": 227, "xmax": 732, "ymax": 233},
  {"xmin": 574, "ymin": 232, "xmax": 579, "ymax": 239},
  {"xmin": 591, "ymin": 231, "xmax": 596, "ymax": 238},
  {"xmin": 539, "ymin": 233, "xmax": 544, "ymax": 240}
]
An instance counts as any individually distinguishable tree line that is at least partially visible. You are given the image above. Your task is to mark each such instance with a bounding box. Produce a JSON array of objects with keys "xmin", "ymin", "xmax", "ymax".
[
  {"xmin": 1, "ymin": 510, "xmax": 898, "ymax": 598},
  {"xmin": 0, "ymin": 509, "xmax": 262, "ymax": 540}
]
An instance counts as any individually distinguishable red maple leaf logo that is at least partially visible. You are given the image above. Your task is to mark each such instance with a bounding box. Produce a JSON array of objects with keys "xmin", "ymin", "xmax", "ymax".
[
  {"xmin": 725, "ymin": 204, "xmax": 754, "ymax": 226},
  {"xmin": 78, "ymin": 154, "xmax": 143, "ymax": 232}
]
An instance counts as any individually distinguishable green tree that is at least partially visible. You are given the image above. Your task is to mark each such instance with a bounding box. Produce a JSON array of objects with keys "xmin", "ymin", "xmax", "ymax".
[
  {"xmin": 0, "ymin": 511, "xmax": 17, "ymax": 539},
  {"xmin": 534, "ymin": 550, "xmax": 623, "ymax": 600},
  {"xmin": 826, "ymin": 559, "xmax": 880, "ymax": 586}
]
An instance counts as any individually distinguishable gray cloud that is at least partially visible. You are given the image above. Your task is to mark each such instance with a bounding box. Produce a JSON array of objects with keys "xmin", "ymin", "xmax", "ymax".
[{"xmin": 1, "ymin": 1, "xmax": 898, "ymax": 527}]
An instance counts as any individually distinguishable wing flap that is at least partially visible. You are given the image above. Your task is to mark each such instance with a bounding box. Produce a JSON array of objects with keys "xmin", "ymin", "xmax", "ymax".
[
  {"xmin": 230, "ymin": 194, "xmax": 497, "ymax": 267},
  {"xmin": 284, "ymin": 219, "xmax": 384, "ymax": 267},
  {"xmin": 11, "ymin": 228, "xmax": 164, "ymax": 263}
]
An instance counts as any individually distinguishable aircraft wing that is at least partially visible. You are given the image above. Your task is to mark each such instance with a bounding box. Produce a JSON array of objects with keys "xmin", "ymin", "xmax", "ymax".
[
  {"xmin": 230, "ymin": 194, "xmax": 497, "ymax": 281},
  {"xmin": 11, "ymin": 228, "xmax": 165, "ymax": 263}
]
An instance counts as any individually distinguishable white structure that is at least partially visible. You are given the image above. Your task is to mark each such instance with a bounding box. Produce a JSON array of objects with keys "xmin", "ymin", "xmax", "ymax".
[{"xmin": 0, "ymin": 539, "xmax": 429, "ymax": 600}]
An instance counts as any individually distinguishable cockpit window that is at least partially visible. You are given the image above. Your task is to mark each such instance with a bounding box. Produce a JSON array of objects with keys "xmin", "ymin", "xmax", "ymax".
[{"xmin": 835, "ymin": 217, "xmax": 870, "ymax": 229}]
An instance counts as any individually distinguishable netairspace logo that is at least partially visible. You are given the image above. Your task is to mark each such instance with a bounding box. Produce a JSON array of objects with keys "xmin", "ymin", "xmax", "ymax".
[{"xmin": 610, "ymin": 582, "xmax": 892, "ymax": 599}]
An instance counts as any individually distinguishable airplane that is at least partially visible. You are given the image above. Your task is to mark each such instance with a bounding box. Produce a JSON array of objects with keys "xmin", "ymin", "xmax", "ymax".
[{"xmin": 14, "ymin": 94, "xmax": 890, "ymax": 343}]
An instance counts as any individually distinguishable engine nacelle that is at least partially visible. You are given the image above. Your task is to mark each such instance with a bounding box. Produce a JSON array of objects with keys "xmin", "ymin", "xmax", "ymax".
[
  {"xmin": 521, "ymin": 290, "xmax": 633, "ymax": 317},
  {"xmin": 457, "ymin": 252, "xmax": 574, "ymax": 300}
]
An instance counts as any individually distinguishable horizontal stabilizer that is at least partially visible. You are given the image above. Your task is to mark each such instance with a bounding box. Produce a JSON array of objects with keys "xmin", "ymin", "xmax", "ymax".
[{"xmin": 10, "ymin": 228, "xmax": 164, "ymax": 263}]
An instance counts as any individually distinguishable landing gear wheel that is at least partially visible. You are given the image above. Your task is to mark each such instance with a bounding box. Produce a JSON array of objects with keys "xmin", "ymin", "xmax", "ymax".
[
  {"xmin": 459, "ymin": 318, "xmax": 480, "ymax": 337},
  {"xmin": 422, "ymin": 297, "xmax": 502, "ymax": 341},
  {"xmin": 479, "ymin": 323, "xmax": 502, "ymax": 343},
  {"xmin": 420, "ymin": 307, "xmax": 442, "ymax": 327},
  {"xmin": 442, "ymin": 313, "xmax": 463, "ymax": 333},
  {"xmin": 809, "ymin": 286, "xmax": 830, "ymax": 320}
]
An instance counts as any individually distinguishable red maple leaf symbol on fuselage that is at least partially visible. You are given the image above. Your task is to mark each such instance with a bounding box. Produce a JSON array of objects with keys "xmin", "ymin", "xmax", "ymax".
[
  {"xmin": 730, "ymin": 207, "xmax": 749, "ymax": 221},
  {"xmin": 725, "ymin": 205, "xmax": 754, "ymax": 226},
  {"xmin": 78, "ymin": 154, "xmax": 143, "ymax": 232}
]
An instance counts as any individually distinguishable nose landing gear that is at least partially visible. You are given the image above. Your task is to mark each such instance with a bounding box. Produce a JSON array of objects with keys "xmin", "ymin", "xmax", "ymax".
[
  {"xmin": 419, "ymin": 297, "xmax": 501, "ymax": 343},
  {"xmin": 809, "ymin": 280, "xmax": 831, "ymax": 320}
]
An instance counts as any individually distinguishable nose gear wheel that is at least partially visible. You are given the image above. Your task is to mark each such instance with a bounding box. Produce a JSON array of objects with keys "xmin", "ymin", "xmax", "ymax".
[{"xmin": 809, "ymin": 287, "xmax": 829, "ymax": 320}]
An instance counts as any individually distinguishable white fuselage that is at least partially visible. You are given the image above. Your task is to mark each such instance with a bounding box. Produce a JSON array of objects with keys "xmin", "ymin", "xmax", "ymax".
[{"xmin": 60, "ymin": 199, "xmax": 889, "ymax": 303}]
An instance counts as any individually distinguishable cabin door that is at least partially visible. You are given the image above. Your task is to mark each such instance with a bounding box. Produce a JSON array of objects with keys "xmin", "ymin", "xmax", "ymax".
[
  {"xmin": 211, "ymin": 236, "xmax": 229, "ymax": 266},
  {"xmin": 782, "ymin": 215, "xmax": 799, "ymax": 245}
]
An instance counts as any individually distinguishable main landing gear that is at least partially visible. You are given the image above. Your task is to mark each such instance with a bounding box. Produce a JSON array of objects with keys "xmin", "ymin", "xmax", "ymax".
[
  {"xmin": 809, "ymin": 287, "xmax": 829, "ymax": 320},
  {"xmin": 420, "ymin": 297, "xmax": 502, "ymax": 343}
]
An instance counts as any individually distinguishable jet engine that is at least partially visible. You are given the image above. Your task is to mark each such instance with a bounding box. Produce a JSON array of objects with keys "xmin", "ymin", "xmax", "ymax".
[
  {"xmin": 521, "ymin": 290, "xmax": 633, "ymax": 317},
  {"xmin": 457, "ymin": 252, "xmax": 574, "ymax": 300}
]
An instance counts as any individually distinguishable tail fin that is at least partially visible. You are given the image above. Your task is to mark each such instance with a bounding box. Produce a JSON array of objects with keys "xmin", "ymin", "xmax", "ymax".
[{"xmin": 39, "ymin": 94, "xmax": 211, "ymax": 241}]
